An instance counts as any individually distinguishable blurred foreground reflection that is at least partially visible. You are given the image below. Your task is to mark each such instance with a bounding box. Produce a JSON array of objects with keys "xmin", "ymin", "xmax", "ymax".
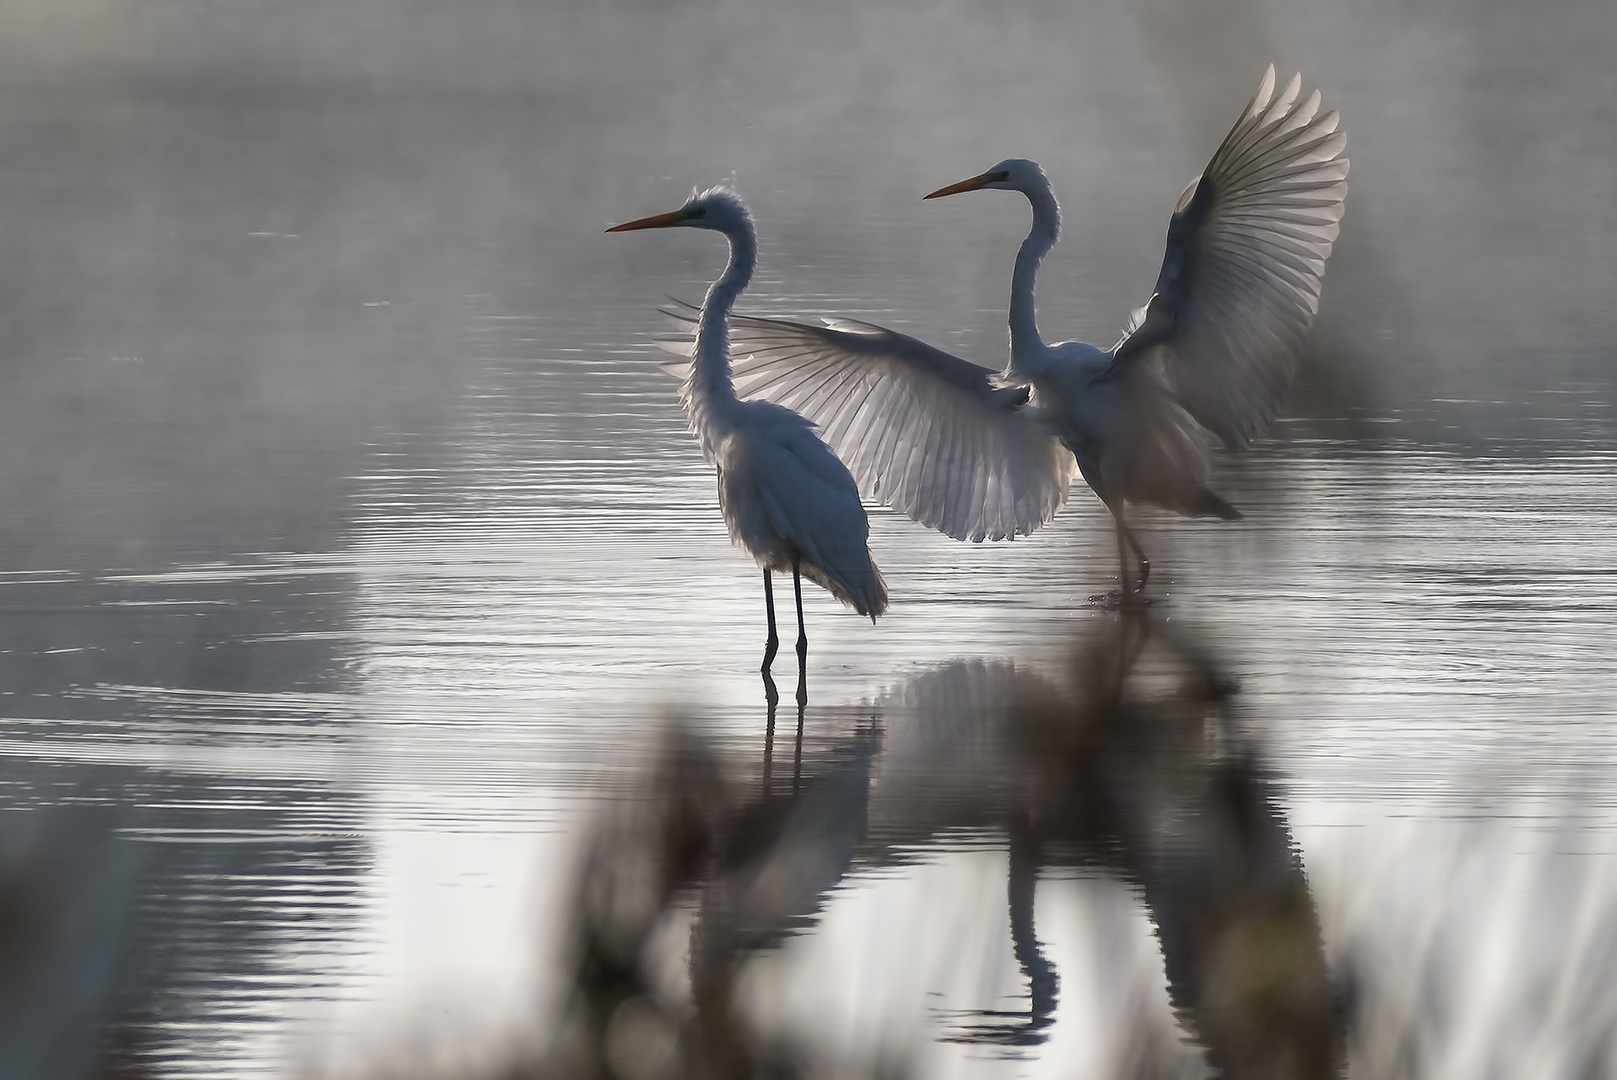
[
  {"xmin": 9, "ymin": 602, "xmax": 1617, "ymax": 1078},
  {"xmin": 0, "ymin": 808, "xmax": 140, "ymax": 1079},
  {"xmin": 547, "ymin": 613, "xmax": 1340, "ymax": 1080}
]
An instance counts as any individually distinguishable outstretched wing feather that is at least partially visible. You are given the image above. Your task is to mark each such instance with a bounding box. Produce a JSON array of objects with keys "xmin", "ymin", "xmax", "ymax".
[
  {"xmin": 1111, "ymin": 65, "xmax": 1349, "ymax": 450},
  {"xmin": 661, "ymin": 304, "xmax": 1074, "ymax": 541}
]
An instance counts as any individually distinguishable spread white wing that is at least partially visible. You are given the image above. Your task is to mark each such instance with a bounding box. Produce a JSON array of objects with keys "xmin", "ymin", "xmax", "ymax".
[
  {"xmin": 659, "ymin": 301, "xmax": 1075, "ymax": 542},
  {"xmin": 1111, "ymin": 66, "xmax": 1349, "ymax": 449}
]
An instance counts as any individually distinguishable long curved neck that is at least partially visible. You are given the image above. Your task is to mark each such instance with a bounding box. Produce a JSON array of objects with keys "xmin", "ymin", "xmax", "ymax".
[
  {"xmin": 1008, "ymin": 180, "xmax": 1061, "ymax": 378},
  {"xmin": 686, "ymin": 220, "xmax": 756, "ymax": 451}
]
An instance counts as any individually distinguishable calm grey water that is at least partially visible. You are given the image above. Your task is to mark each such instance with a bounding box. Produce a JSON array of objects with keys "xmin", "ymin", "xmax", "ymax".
[{"xmin": 1, "ymin": 2, "xmax": 1616, "ymax": 1076}]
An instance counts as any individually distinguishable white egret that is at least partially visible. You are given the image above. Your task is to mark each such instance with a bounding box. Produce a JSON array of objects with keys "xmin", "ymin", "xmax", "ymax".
[
  {"xmin": 608, "ymin": 188, "xmax": 888, "ymax": 683},
  {"xmin": 663, "ymin": 68, "xmax": 1347, "ymax": 603}
]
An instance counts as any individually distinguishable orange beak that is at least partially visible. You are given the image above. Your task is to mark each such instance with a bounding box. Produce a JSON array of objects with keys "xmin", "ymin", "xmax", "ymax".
[
  {"xmin": 605, "ymin": 208, "xmax": 689, "ymax": 233},
  {"xmin": 924, "ymin": 171, "xmax": 997, "ymax": 200}
]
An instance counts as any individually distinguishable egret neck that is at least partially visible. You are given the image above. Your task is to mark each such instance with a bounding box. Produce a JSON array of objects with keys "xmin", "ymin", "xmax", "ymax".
[
  {"xmin": 687, "ymin": 215, "xmax": 756, "ymax": 456},
  {"xmin": 1007, "ymin": 177, "xmax": 1061, "ymax": 380}
]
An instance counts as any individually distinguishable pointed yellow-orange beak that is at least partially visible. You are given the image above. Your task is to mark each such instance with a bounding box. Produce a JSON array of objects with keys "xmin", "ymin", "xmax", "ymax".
[
  {"xmin": 605, "ymin": 208, "xmax": 689, "ymax": 233},
  {"xmin": 924, "ymin": 171, "xmax": 997, "ymax": 199}
]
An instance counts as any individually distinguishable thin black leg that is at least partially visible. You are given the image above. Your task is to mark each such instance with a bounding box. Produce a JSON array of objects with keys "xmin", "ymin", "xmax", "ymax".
[
  {"xmin": 1113, "ymin": 514, "xmax": 1133, "ymax": 595},
  {"xmin": 792, "ymin": 561, "xmax": 808, "ymax": 662},
  {"xmin": 792, "ymin": 559, "xmax": 808, "ymax": 705},
  {"xmin": 761, "ymin": 568, "xmax": 779, "ymax": 673},
  {"xmin": 1110, "ymin": 506, "xmax": 1150, "ymax": 602},
  {"xmin": 1121, "ymin": 518, "xmax": 1151, "ymax": 591}
]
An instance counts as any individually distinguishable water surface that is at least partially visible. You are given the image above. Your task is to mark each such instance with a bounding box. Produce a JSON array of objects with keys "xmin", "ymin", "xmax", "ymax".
[{"xmin": 2, "ymin": 4, "xmax": 1616, "ymax": 1076}]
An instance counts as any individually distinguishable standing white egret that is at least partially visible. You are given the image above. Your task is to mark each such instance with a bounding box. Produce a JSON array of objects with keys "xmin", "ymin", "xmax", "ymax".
[
  {"xmin": 608, "ymin": 188, "xmax": 888, "ymax": 685},
  {"xmin": 663, "ymin": 68, "xmax": 1347, "ymax": 604}
]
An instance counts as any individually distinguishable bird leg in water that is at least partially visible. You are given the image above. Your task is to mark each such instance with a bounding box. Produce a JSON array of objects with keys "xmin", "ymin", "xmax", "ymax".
[
  {"xmin": 792, "ymin": 559, "xmax": 808, "ymax": 705},
  {"xmin": 761, "ymin": 569, "xmax": 780, "ymax": 673},
  {"xmin": 1092, "ymin": 504, "xmax": 1153, "ymax": 608},
  {"xmin": 1117, "ymin": 514, "xmax": 1151, "ymax": 593}
]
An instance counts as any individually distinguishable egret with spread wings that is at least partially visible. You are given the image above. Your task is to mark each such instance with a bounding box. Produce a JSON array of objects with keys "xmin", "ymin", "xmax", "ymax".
[
  {"xmin": 661, "ymin": 68, "xmax": 1347, "ymax": 604},
  {"xmin": 609, "ymin": 188, "xmax": 887, "ymax": 688}
]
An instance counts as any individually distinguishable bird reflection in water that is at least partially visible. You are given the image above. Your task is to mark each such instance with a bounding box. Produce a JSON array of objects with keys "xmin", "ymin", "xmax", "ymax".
[
  {"xmin": 758, "ymin": 669, "xmax": 805, "ymax": 798},
  {"xmin": 546, "ymin": 612, "xmax": 1343, "ymax": 1079}
]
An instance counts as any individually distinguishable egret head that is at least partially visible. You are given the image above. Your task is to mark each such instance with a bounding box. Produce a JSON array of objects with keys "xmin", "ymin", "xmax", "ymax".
[
  {"xmin": 924, "ymin": 158, "xmax": 1047, "ymax": 199},
  {"xmin": 606, "ymin": 186, "xmax": 753, "ymax": 235}
]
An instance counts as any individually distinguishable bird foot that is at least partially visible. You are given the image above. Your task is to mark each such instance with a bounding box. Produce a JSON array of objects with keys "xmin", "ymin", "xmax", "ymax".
[{"xmin": 1088, "ymin": 589, "xmax": 1151, "ymax": 612}]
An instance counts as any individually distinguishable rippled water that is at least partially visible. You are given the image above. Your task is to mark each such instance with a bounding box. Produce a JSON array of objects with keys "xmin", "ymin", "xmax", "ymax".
[{"xmin": 3, "ymin": 4, "xmax": 1616, "ymax": 1076}]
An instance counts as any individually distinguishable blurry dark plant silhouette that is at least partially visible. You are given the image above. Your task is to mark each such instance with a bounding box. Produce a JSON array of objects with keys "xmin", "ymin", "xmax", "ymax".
[
  {"xmin": 296, "ymin": 616, "xmax": 1617, "ymax": 1080},
  {"xmin": 522, "ymin": 611, "xmax": 1343, "ymax": 1080},
  {"xmin": 1322, "ymin": 816, "xmax": 1617, "ymax": 1080},
  {"xmin": 0, "ymin": 806, "xmax": 147, "ymax": 1080}
]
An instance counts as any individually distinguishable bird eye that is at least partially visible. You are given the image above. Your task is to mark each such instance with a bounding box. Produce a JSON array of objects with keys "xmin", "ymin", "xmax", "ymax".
[
  {"xmin": 687, "ymin": 207, "xmax": 707, "ymax": 219},
  {"xmin": 993, "ymin": 171, "xmax": 1012, "ymax": 182}
]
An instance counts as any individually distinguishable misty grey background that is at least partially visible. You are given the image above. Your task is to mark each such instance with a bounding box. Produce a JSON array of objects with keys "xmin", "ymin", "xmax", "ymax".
[
  {"xmin": 3, "ymin": 0, "xmax": 1614, "ymax": 574},
  {"xmin": 1, "ymin": 0, "xmax": 1615, "ymax": 1074}
]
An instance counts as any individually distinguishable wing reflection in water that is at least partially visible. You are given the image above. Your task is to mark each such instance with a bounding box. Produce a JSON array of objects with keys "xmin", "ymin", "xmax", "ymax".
[{"xmin": 544, "ymin": 611, "xmax": 1343, "ymax": 1080}]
